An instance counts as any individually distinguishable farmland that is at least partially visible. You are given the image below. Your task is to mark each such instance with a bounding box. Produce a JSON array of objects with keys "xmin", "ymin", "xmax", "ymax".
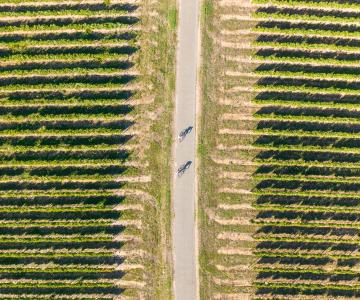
[
  {"xmin": 0, "ymin": 0, "xmax": 176, "ymax": 299},
  {"xmin": 199, "ymin": 0, "xmax": 360, "ymax": 299}
]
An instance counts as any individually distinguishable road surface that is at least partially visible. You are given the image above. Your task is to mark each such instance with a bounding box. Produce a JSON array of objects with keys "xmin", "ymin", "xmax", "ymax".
[{"xmin": 173, "ymin": 0, "xmax": 200, "ymax": 299}]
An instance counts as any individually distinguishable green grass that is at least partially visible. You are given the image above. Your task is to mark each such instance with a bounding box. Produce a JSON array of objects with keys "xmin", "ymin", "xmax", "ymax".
[{"xmin": 167, "ymin": 6, "xmax": 178, "ymax": 30}]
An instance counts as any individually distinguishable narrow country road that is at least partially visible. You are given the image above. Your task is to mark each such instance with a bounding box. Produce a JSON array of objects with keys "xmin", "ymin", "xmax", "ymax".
[{"xmin": 173, "ymin": 0, "xmax": 200, "ymax": 299}]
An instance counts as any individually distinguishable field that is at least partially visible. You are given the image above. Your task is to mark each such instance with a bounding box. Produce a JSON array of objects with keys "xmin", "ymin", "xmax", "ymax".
[
  {"xmin": 0, "ymin": 0, "xmax": 176, "ymax": 299},
  {"xmin": 199, "ymin": 0, "xmax": 360, "ymax": 299}
]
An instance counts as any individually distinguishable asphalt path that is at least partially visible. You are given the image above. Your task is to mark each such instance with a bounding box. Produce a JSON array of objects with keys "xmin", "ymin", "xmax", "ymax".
[{"xmin": 172, "ymin": 0, "xmax": 200, "ymax": 299}]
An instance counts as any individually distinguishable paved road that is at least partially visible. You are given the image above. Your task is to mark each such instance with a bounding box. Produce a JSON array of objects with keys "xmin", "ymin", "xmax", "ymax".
[{"xmin": 173, "ymin": 0, "xmax": 200, "ymax": 299}]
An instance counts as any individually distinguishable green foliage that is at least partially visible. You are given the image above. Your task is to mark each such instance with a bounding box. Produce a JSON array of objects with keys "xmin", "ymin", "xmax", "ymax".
[
  {"xmin": 202, "ymin": 0, "xmax": 214, "ymax": 19},
  {"xmin": 252, "ymin": 0, "xmax": 360, "ymax": 9},
  {"xmin": 197, "ymin": 142, "xmax": 207, "ymax": 157},
  {"xmin": 251, "ymin": 0, "xmax": 360, "ymax": 297},
  {"xmin": 254, "ymin": 25, "xmax": 360, "ymax": 38},
  {"xmin": 0, "ymin": 0, "xmax": 153, "ymax": 298},
  {"xmin": 254, "ymin": 11, "xmax": 360, "ymax": 24},
  {"xmin": 167, "ymin": 6, "xmax": 177, "ymax": 30}
]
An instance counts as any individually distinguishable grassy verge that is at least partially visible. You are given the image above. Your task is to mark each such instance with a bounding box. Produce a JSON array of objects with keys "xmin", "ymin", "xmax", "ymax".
[
  {"xmin": 198, "ymin": 0, "xmax": 221, "ymax": 299},
  {"xmin": 137, "ymin": 0, "xmax": 177, "ymax": 299}
]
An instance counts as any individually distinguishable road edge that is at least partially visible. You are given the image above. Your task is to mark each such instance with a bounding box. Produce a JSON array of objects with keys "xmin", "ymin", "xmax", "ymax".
[
  {"xmin": 195, "ymin": 0, "xmax": 203, "ymax": 299},
  {"xmin": 170, "ymin": 0, "xmax": 180, "ymax": 298}
]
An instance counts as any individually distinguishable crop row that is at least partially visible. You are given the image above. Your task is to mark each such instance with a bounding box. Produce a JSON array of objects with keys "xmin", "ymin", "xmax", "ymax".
[
  {"xmin": 254, "ymin": 70, "xmax": 360, "ymax": 82},
  {"xmin": 0, "ymin": 44, "xmax": 138, "ymax": 57},
  {"xmin": 255, "ymin": 46, "xmax": 360, "ymax": 62},
  {"xmin": 254, "ymin": 20, "xmax": 360, "ymax": 38},
  {"xmin": 0, "ymin": 15, "xmax": 139, "ymax": 31},
  {"xmin": 0, "ymin": 59, "xmax": 134, "ymax": 73},
  {"xmin": 255, "ymin": 62, "xmax": 360, "ymax": 76},
  {"xmin": 0, "ymin": 9, "xmax": 137, "ymax": 19},
  {"xmin": 0, "ymin": 104, "xmax": 134, "ymax": 116},
  {"xmin": 0, "ymin": 250, "xmax": 115, "ymax": 258},
  {"xmin": 0, "ymin": 241, "xmax": 125, "ymax": 251},
  {"xmin": 0, "ymin": 225, "xmax": 126, "ymax": 235},
  {"xmin": 0, "ymin": 133, "xmax": 133, "ymax": 146},
  {"xmin": 0, "ymin": 120, "xmax": 133, "ymax": 131},
  {"xmin": 250, "ymin": 143, "xmax": 360, "ymax": 155},
  {"xmin": 256, "ymin": 119, "xmax": 360, "ymax": 133},
  {"xmin": 251, "ymin": 0, "xmax": 360, "ymax": 297},
  {"xmin": 254, "ymin": 11, "xmax": 360, "ymax": 24},
  {"xmin": 0, "ymin": 0, "xmax": 147, "ymax": 297},
  {"xmin": 255, "ymin": 32, "xmax": 360, "ymax": 48},
  {"xmin": 0, "ymin": 73, "xmax": 135, "ymax": 87},
  {"xmin": 254, "ymin": 76, "xmax": 360, "ymax": 92},
  {"xmin": 254, "ymin": 146, "xmax": 360, "ymax": 163},
  {"xmin": 0, "ymin": 160, "xmax": 126, "ymax": 168},
  {"xmin": 0, "ymin": 22, "xmax": 137, "ymax": 34},
  {"xmin": 254, "ymin": 90, "xmax": 360, "ymax": 105},
  {"xmin": 256, "ymin": 240, "xmax": 360, "ymax": 254},
  {"xmin": 255, "ymin": 176, "xmax": 360, "ymax": 192},
  {"xmin": 0, "ymin": 2, "xmax": 137, "ymax": 14},
  {"xmin": 0, "ymin": 220, "xmax": 118, "ymax": 228},
  {"xmin": 0, "ymin": 2, "xmax": 142, "ymax": 297},
  {"xmin": 0, "ymin": 194, "xmax": 122, "ymax": 206},
  {"xmin": 0, "ymin": 287, "xmax": 124, "ymax": 295},
  {"xmin": 255, "ymin": 164, "xmax": 360, "ymax": 178},
  {"xmin": 252, "ymin": 84, "xmax": 360, "ymax": 96},
  {"xmin": 253, "ymin": 0, "xmax": 360, "ymax": 10},
  {"xmin": 256, "ymin": 282, "xmax": 360, "ymax": 297},
  {"xmin": 0, "ymin": 31, "xmax": 137, "ymax": 45},
  {"xmin": 0, "ymin": 114, "xmax": 134, "ymax": 123},
  {"xmin": 253, "ymin": 40, "xmax": 360, "ymax": 53},
  {"xmin": 255, "ymin": 5, "xmax": 360, "ymax": 22},
  {"xmin": 254, "ymin": 135, "xmax": 360, "ymax": 149},
  {"xmin": 0, "ymin": 165, "xmax": 130, "ymax": 175},
  {"xmin": 253, "ymin": 100, "xmax": 360, "ymax": 111},
  {"xmin": 255, "ymin": 106, "xmax": 360, "ymax": 120}
]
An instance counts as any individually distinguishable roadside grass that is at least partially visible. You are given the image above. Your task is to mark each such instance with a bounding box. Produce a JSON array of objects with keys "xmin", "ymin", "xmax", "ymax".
[
  {"xmin": 168, "ymin": 6, "xmax": 178, "ymax": 30},
  {"xmin": 136, "ymin": 0, "xmax": 177, "ymax": 299},
  {"xmin": 198, "ymin": 0, "xmax": 221, "ymax": 299},
  {"xmin": 198, "ymin": 0, "xmax": 260, "ymax": 298}
]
